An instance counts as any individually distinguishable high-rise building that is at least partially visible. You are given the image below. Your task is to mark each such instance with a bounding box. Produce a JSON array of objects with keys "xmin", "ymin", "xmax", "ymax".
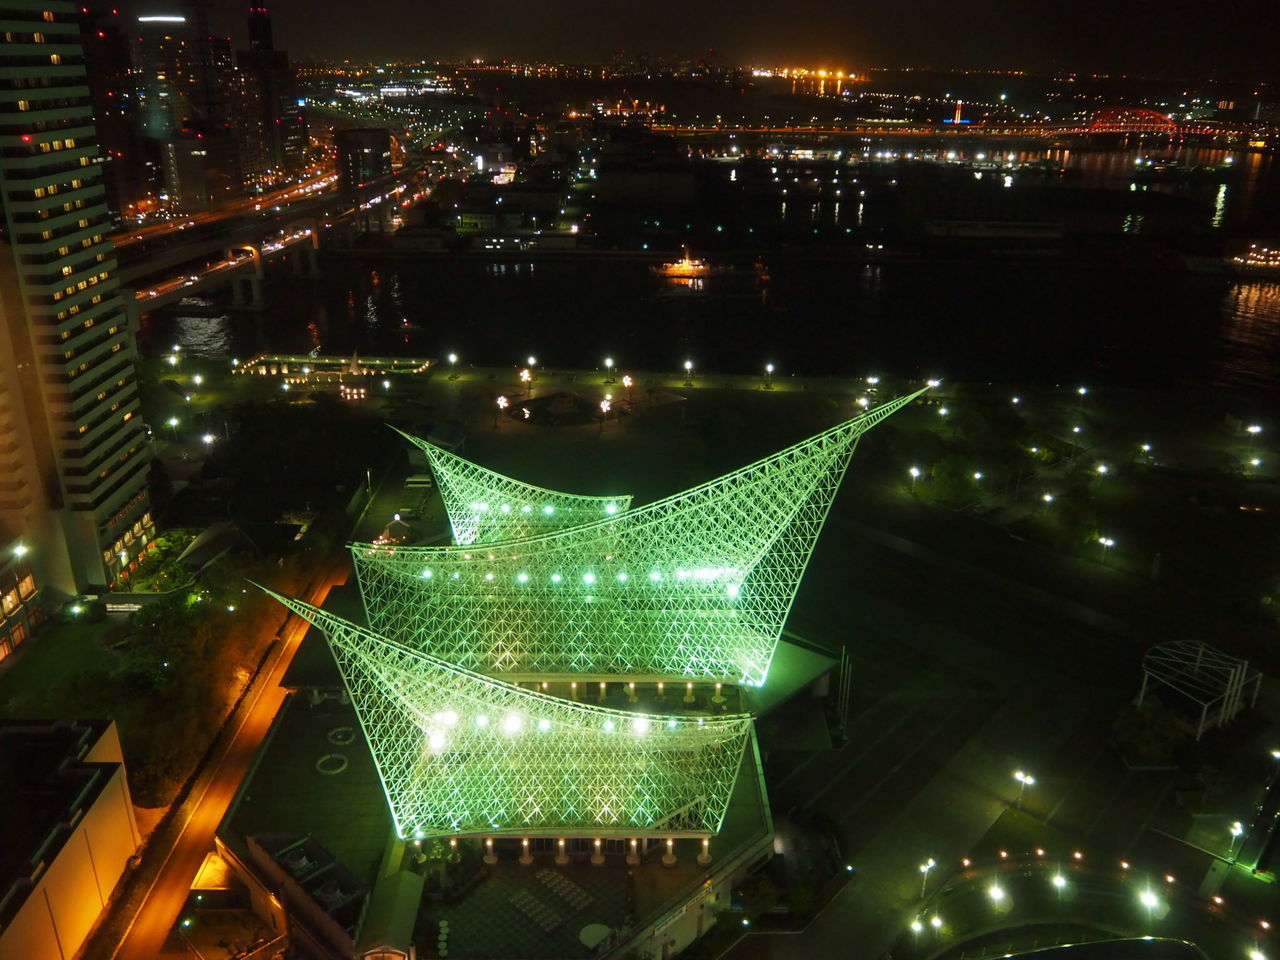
[
  {"xmin": 335, "ymin": 127, "xmax": 391, "ymax": 190},
  {"xmin": 77, "ymin": 4, "xmax": 148, "ymax": 222},
  {"xmin": 235, "ymin": 4, "xmax": 306, "ymax": 189},
  {"xmin": 247, "ymin": 4, "xmax": 273, "ymax": 52},
  {"xmin": 0, "ymin": 0, "xmax": 153, "ymax": 593}
]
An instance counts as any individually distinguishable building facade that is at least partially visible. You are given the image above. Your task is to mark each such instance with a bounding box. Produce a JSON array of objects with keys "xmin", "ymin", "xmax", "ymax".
[
  {"xmin": 0, "ymin": 0, "xmax": 153, "ymax": 593},
  {"xmin": 0, "ymin": 720, "xmax": 142, "ymax": 960}
]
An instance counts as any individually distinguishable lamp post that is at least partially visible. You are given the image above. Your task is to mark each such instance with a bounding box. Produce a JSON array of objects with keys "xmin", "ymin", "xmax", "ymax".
[
  {"xmin": 1229, "ymin": 821, "xmax": 1245, "ymax": 862},
  {"xmin": 1247, "ymin": 424, "xmax": 1261, "ymax": 452},
  {"xmin": 1013, "ymin": 769, "xmax": 1035, "ymax": 808},
  {"xmin": 1098, "ymin": 536, "xmax": 1115, "ymax": 564},
  {"xmin": 448, "ymin": 352, "xmax": 458, "ymax": 380},
  {"xmin": 604, "ymin": 356, "xmax": 615, "ymax": 383},
  {"xmin": 909, "ymin": 466, "xmax": 920, "ymax": 492},
  {"xmin": 764, "ymin": 362, "xmax": 774, "ymax": 390},
  {"xmin": 1077, "ymin": 385, "xmax": 1087, "ymax": 409},
  {"xmin": 495, "ymin": 395, "xmax": 508, "ymax": 428},
  {"xmin": 683, "ymin": 359, "xmax": 693, "ymax": 387},
  {"xmin": 599, "ymin": 397, "xmax": 611, "ymax": 432},
  {"xmin": 919, "ymin": 858, "xmax": 935, "ymax": 899}
]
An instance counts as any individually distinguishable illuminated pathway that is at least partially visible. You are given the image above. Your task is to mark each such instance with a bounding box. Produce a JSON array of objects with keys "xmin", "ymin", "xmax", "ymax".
[
  {"xmin": 891, "ymin": 855, "xmax": 1274, "ymax": 960},
  {"xmin": 107, "ymin": 568, "xmax": 347, "ymax": 960}
]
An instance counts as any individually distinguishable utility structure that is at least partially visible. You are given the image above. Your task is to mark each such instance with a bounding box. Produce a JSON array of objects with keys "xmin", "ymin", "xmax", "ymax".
[{"xmin": 266, "ymin": 390, "xmax": 924, "ymax": 845}]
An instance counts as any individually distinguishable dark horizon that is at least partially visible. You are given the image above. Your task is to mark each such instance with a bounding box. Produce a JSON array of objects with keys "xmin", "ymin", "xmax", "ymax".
[{"xmin": 124, "ymin": 0, "xmax": 1277, "ymax": 83}]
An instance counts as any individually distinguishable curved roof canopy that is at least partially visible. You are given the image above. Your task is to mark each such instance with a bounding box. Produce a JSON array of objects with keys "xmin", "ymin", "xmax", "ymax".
[
  {"xmin": 262, "ymin": 591, "xmax": 753, "ymax": 840},
  {"xmin": 357, "ymin": 391, "xmax": 924, "ymax": 685},
  {"xmin": 393, "ymin": 427, "xmax": 632, "ymax": 545}
]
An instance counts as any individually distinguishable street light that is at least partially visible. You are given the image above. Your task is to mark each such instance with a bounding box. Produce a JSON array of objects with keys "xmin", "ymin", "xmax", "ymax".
[
  {"xmin": 683, "ymin": 359, "xmax": 693, "ymax": 386},
  {"xmin": 12, "ymin": 543, "xmax": 28, "ymax": 558},
  {"xmin": 764, "ymin": 362, "xmax": 774, "ymax": 389},
  {"xmin": 973, "ymin": 471, "xmax": 983, "ymax": 481},
  {"xmin": 167, "ymin": 416, "xmax": 179, "ymax": 429},
  {"xmin": 192, "ymin": 373, "xmax": 203, "ymax": 387},
  {"xmin": 919, "ymin": 858, "xmax": 935, "ymax": 898},
  {"xmin": 987, "ymin": 883, "xmax": 1005, "ymax": 903},
  {"xmin": 448, "ymin": 352, "xmax": 458, "ymax": 380},
  {"xmin": 201, "ymin": 433, "xmax": 215, "ymax": 445},
  {"xmin": 909, "ymin": 466, "xmax": 921, "ymax": 491},
  {"xmin": 1098, "ymin": 536, "xmax": 1115, "ymax": 562},
  {"xmin": 1013, "ymin": 769, "xmax": 1035, "ymax": 807},
  {"xmin": 604, "ymin": 356, "xmax": 615, "ymax": 382}
]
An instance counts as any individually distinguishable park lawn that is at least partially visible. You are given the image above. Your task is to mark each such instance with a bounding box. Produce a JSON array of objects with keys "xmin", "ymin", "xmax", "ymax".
[{"xmin": 0, "ymin": 618, "xmax": 117, "ymax": 716}]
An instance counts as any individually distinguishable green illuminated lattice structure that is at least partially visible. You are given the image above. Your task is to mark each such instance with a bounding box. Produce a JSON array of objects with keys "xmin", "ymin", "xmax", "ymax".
[
  {"xmin": 393, "ymin": 427, "xmax": 632, "ymax": 545},
  {"xmin": 263, "ymin": 590, "xmax": 753, "ymax": 840},
  {"xmin": 355, "ymin": 391, "xmax": 924, "ymax": 686}
]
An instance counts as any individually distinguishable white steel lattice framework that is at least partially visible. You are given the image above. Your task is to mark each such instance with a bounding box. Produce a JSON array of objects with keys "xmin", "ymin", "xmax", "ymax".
[
  {"xmin": 393, "ymin": 427, "xmax": 633, "ymax": 545},
  {"xmin": 356, "ymin": 391, "xmax": 924, "ymax": 685},
  {"xmin": 262, "ymin": 590, "xmax": 753, "ymax": 840}
]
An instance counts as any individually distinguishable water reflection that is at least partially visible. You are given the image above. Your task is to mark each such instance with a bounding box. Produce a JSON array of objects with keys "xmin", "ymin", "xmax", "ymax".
[{"xmin": 1218, "ymin": 282, "xmax": 1280, "ymax": 389}]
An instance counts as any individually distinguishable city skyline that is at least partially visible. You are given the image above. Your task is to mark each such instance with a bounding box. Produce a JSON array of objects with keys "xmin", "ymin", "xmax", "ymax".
[{"xmin": 167, "ymin": 0, "xmax": 1278, "ymax": 81}]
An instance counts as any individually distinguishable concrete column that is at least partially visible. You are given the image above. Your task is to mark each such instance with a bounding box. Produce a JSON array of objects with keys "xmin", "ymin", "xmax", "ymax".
[
  {"xmin": 231, "ymin": 276, "xmax": 247, "ymax": 307},
  {"xmin": 597, "ymin": 681, "xmax": 606, "ymax": 704},
  {"xmin": 591, "ymin": 839, "xmax": 605, "ymax": 866},
  {"xmin": 483, "ymin": 838, "xmax": 497, "ymax": 865},
  {"xmin": 683, "ymin": 682, "xmax": 695, "ymax": 704},
  {"xmin": 519, "ymin": 838, "xmax": 533, "ymax": 866},
  {"xmin": 662, "ymin": 838, "xmax": 677, "ymax": 868},
  {"xmin": 627, "ymin": 682, "xmax": 637, "ymax": 703},
  {"xmin": 249, "ymin": 275, "xmax": 265, "ymax": 309},
  {"xmin": 626, "ymin": 838, "xmax": 640, "ymax": 866},
  {"xmin": 307, "ymin": 244, "xmax": 321, "ymax": 278},
  {"xmin": 697, "ymin": 839, "xmax": 711, "ymax": 866},
  {"xmin": 555, "ymin": 838, "xmax": 569, "ymax": 866},
  {"xmin": 712, "ymin": 683, "xmax": 725, "ymax": 704}
]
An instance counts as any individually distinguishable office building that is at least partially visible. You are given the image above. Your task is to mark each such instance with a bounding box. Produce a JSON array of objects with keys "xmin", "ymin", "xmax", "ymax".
[
  {"xmin": 0, "ymin": 720, "xmax": 142, "ymax": 960},
  {"xmin": 0, "ymin": 0, "xmax": 153, "ymax": 593},
  {"xmin": 335, "ymin": 126, "xmax": 391, "ymax": 190},
  {"xmin": 236, "ymin": 5, "xmax": 307, "ymax": 189}
]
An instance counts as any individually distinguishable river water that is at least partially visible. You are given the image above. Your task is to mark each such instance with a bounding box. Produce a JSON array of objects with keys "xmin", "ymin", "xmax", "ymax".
[{"xmin": 142, "ymin": 147, "xmax": 1280, "ymax": 397}]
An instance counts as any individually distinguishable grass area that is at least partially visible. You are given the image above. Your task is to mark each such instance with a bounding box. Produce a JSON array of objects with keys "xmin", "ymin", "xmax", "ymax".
[{"xmin": 0, "ymin": 619, "xmax": 118, "ymax": 715}]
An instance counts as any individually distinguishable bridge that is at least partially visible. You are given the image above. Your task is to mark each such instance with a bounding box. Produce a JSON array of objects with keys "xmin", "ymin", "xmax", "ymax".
[
  {"xmin": 116, "ymin": 163, "xmax": 431, "ymax": 321},
  {"xmin": 649, "ymin": 108, "xmax": 1248, "ymax": 141}
]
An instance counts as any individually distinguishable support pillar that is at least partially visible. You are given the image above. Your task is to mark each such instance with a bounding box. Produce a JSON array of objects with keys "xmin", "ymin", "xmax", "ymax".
[
  {"xmin": 519, "ymin": 838, "xmax": 533, "ymax": 866},
  {"xmin": 627, "ymin": 682, "xmax": 637, "ymax": 703},
  {"xmin": 626, "ymin": 838, "xmax": 640, "ymax": 866},
  {"xmin": 249, "ymin": 275, "xmax": 265, "ymax": 309},
  {"xmin": 712, "ymin": 682, "xmax": 725, "ymax": 704},
  {"xmin": 598, "ymin": 681, "xmax": 606, "ymax": 704},
  {"xmin": 591, "ymin": 839, "xmax": 605, "ymax": 867},
  {"xmin": 232, "ymin": 276, "xmax": 247, "ymax": 307},
  {"xmin": 697, "ymin": 838, "xmax": 711, "ymax": 866},
  {"xmin": 683, "ymin": 682, "xmax": 695, "ymax": 704},
  {"xmin": 483, "ymin": 838, "xmax": 497, "ymax": 865},
  {"xmin": 307, "ymin": 244, "xmax": 321, "ymax": 278},
  {"xmin": 662, "ymin": 838, "xmax": 677, "ymax": 868},
  {"xmin": 555, "ymin": 838, "xmax": 569, "ymax": 866}
]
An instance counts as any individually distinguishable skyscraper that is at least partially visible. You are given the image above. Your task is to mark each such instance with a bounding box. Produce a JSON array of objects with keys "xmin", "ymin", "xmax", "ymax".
[
  {"xmin": 235, "ymin": 4, "xmax": 307, "ymax": 189},
  {"xmin": 0, "ymin": 0, "xmax": 153, "ymax": 593},
  {"xmin": 78, "ymin": 3, "xmax": 149, "ymax": 221},
  {"xmin": 246, "ymin": 4, "xmax": 273, "ymax": 52}
]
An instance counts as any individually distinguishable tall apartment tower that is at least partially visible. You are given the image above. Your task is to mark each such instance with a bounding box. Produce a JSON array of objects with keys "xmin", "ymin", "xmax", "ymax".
[
  {"xmin": 0, "ymin": 0, "xmax": 153, "ymax": 594},
  {"xmin": 235, "ymin": 4, "xmax": 306, "ymax": 188}
]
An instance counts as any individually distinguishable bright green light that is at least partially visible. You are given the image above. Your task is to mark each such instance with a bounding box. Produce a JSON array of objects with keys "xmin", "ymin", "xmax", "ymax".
[
  {"xmin": 360, "ymin": 393, "xmax": 926, "ymax": 687},
  {"xmin": 262, "ymin": 591, "xmax": 756, "ymax": 840}
]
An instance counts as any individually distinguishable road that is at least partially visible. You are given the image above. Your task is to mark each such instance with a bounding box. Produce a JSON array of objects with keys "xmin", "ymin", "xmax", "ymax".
[
  {"xmin": 113, "ymin": 169, "xmax": 337, "ymax": 250},
  {"xmin": 109, "ymin": 568, "xmax": 347, "ymax": 960}
]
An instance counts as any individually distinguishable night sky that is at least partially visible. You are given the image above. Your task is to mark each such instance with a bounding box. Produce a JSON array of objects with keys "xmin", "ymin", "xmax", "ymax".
[{"xmin": 150, "ymin": 0, "xmax": 1271, "ymax": 79}]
